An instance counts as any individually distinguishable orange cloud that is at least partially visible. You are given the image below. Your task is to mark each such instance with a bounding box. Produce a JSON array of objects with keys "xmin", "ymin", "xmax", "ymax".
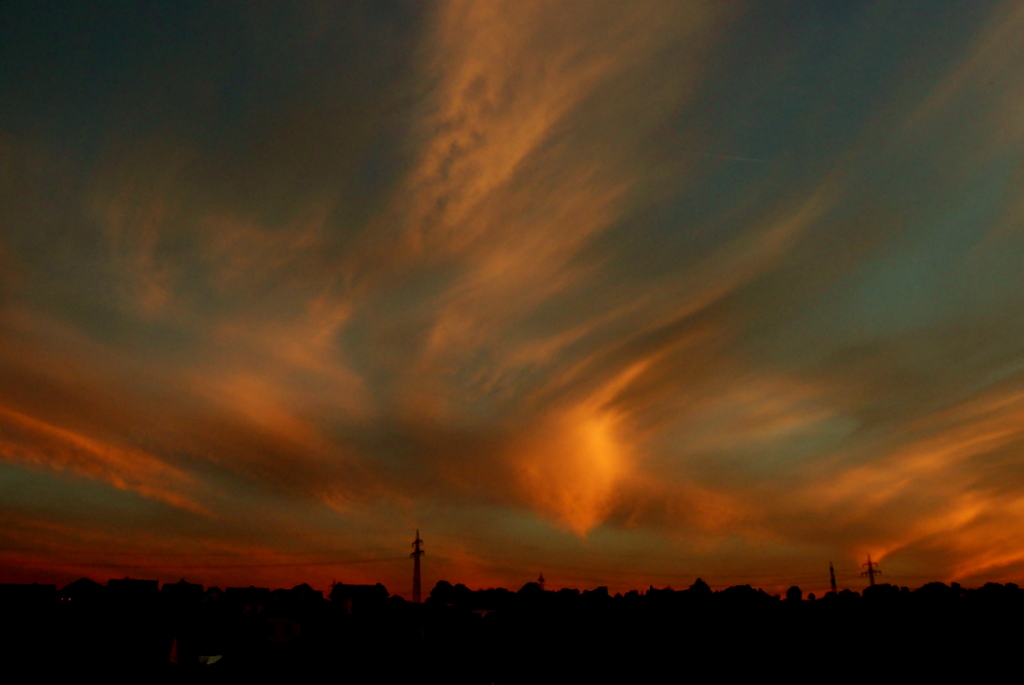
[
  {"xmin": 512, "ymin": 405, "xmax": 630, "ymax": 535},
  {"xmin": 0, "ymin": 404, "xmax": 204, "ymax": 514}
]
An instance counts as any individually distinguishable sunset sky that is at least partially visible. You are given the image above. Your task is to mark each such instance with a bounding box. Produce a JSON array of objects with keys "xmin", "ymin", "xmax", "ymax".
[{"xmin": 3, "ymin": 1, "xmax": 1024, "ymax": 598}]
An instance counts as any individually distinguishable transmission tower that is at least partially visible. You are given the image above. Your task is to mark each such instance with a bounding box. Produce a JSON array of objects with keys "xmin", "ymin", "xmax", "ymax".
[
  {"xmin": 861, "ymin": 554, "xmax": 881, "ymax": 586},
  {"xmin": 411, "ymin": 530, "xmax": 424, "ymax": 603},
  {"xmin": 829, "ymin": 562, "xmax": 837, "ymax": 594}
]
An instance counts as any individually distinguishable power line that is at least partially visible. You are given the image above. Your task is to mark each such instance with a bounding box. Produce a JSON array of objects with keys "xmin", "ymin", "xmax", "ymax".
[{"xmin": 1, "ymin": 555, "xmax": 409, "ymax": 570}]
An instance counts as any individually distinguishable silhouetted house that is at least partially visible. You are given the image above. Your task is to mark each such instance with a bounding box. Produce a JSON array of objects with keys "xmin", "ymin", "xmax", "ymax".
[
  {"xmin": 291, "ymin": 582, "xmax": 324, "ymax": 603},
  {"xmin": 270, "ymin": 582, "xmax": 325, "ymax": 607},
  {"xmin": 59, "ymin": 577, "xmax": 105, "ymax": 604},
  {"xmin": 0, "ymin": 583, "xmax": 56, "ymax": 606},
  {"xmin": 203, "ymin": 586, "xmax": 224, "ymax": 604},
  {"xmin": 330, "ymin": 582, "xmax": 388, "ymax": 615},
  {"xmin": 226, "ymin": 586, "xmax": 271, "ymax": 613},
  {"xmin": 107, "ymin": 577, "xmax": 159, "ymax": 604},
  {"xmin": 161, "ymin": 578, "xmax": 204, "ymax": 604}
]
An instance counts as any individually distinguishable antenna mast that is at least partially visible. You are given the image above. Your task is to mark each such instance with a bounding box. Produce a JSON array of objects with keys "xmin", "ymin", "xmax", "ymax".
[{"xmin": 411, "ymin": 530, "xmax": 424, "ymax": 603}]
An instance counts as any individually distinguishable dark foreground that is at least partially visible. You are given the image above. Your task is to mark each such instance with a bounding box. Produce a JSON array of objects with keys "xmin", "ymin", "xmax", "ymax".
[{"xmin": 2, "ymin": 578, "xmax": 1020, "ymax": 681}]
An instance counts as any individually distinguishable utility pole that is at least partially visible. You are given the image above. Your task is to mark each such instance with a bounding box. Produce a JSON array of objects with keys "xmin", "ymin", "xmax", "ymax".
[
  {"xmin": 411, "ymin": 530, "xmax": 424, "ymax": 603},
  {"xmin": 829, "ymin": 562, "xmax": 837, "ymax": 595},
  {"xmin": 538, "ymin": 573, "xmax": 545, "ymax": 592},
  {"xmin": 861, "ymin": 554, "xmax": 881, "ymax": 586}
]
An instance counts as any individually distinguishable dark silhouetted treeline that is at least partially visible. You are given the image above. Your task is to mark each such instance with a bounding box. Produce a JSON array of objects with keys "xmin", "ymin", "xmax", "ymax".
[{"xmin": 1, "ymin": 576, "xmax": 1019, "ymax": 680}]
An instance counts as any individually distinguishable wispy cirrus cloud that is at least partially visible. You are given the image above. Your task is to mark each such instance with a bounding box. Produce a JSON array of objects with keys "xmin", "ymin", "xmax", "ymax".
[
  {"xmin": 0, "ymin": 404, "xmax": 203, "ymax": 514},
  {"xmin": 3, "ymin": 1, "xmax": 1024, "ymax": 595}
]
